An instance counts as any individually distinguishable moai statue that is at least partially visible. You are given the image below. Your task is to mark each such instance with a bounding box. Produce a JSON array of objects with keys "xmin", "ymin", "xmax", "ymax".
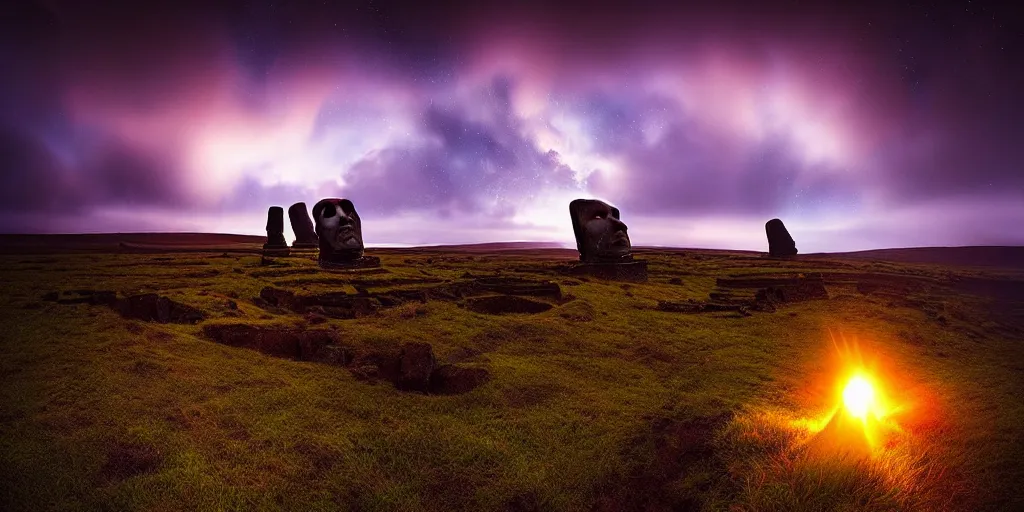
[
  {"xmin": 565, "ymin": 199, "xmax": 647, "ymax": 282},
  {"xmin": 569, "ymin": 199, "xmax": 634, "ymax": 263},
  {"xmin": 263, "ymin": 206, "xmax": 290, "ymax": 257},
  {"xmin": 312, "ymin": 198, "xmax": 380, "ymax": 269},
  {"xmin": 765, "ymin": 218, "xmax": 798, "ymax": 257},
  {"xmin": 288, "ymin": 202, "xmax": 318, "ymax": 249}
]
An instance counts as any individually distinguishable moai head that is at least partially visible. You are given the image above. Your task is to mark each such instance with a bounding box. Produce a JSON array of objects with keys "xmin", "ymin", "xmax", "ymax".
[
  {"xmin": 288, "ymin": 202, "xmax": 318, "ymax": 248},
  {"xmin": 765, "ymin": 218, "xmax": 798, "ymax": 257},
  {"xmin": 264, "ymin": 206, "xmax": 287, "ymax": 248},
  {"xmin": 569, "ymin": 199, "xmax": 633, "ymax": 263},
  {"xmin": 312, "ymin": 198, "xmax": 364, "ymax": 264}
]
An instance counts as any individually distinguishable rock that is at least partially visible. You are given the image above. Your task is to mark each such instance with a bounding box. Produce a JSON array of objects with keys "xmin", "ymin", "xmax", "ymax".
[
  {"xmin": 305, "ymin": 312, "xmax": 328, "ymax": 324},
  {"xmin": 296, "ymin": 292, "xmax": 379, "ymax": 319},
  {"xmin": 563, "ymin": 261, "xmax": 649, "ymax": 283},
  {"xmin": 54, "ymin": 290, "xmax": 118, "ymax": 306},
  {"xmin": 311, "ymin": 345, "xmax": 354, "ymax": 366},
  {"xmin": 288, "ymin": 202, "xmax": 319, "ymax": 249},
  {"xmin": 116, "ymin": 294, "xmax": 205, "ymax": 324},
  {"xmin": 259, "ymin": 287, "xmax": 296, "ymax": 308},
  {"xmin": 716, "ymin": 274, "xmax": 824, "ymax": 289},
  {"xmin": 350, "ymin": 364, "xmax": 380, "ymax": 381},
  {"xmin": 202, "ymin": 324, "xmax": 340, "ymax": 360},
  {"xmin": 349, "ymin": 347, "xmax": 402, "ymax": 382},
  {"xmin": 429, "ymin": 364, "xmax": 491, "ymax": 394},
  {"xmin": 656, "ymin": 300, "xmax": 752, "ymax": 314},
  {"xmin": 755, "ymin": 279, "xmax": 829, "ymax": 303},
  {"xmin": 470, "ymin": 277, "xmax": 562, "ymax": 299},
  {"xmin": 398, "ymin": 342, "xmax": 436, "ymax": 392},
  {"xmin": 465, "ymin": 296, "xmax": 554, "ymax": 315},
  {"xmin": 297, "ymin": 330, "xmax": 339, "ymax": 361},
  {"xmin": 765, "ymin": 218, "xmax": 798, "ymax": 257}
]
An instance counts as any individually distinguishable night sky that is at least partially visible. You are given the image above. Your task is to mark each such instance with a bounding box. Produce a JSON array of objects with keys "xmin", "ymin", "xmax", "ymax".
[{"xmin": 2, "ymin": 0, "xmax": 1022, "ymax": 251}]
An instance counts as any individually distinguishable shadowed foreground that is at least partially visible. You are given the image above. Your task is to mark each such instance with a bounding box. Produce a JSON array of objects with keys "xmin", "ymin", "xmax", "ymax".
[{"xmin": 1, "ymin": 238, "xmax": 1023, "ymax": 511}]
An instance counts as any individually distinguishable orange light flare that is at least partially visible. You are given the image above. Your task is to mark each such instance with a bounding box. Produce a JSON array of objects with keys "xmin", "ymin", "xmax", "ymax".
[{"xmin": 801, "ymin": 330, "xmax": 914, "ymax": 458}]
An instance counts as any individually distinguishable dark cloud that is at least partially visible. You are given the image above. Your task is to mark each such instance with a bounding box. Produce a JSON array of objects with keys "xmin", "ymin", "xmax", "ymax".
[
  {"xmin": 0, "ymin": 0, "xmax": 1021, "ymax": 247},
  {"xmin": 580, "ymin": 95, "xmax": 858, "ymax": 217},
  {"xmin": 0, "ymin": 126, "xmax": 77, "ymax": 213},
  {"xmin": 78, "ymin": 140, "xmax": 191, "ymax": 209},
  {"xmin": 343, "ymin": 76, "xmax": 578, "ymax": 216},
  {"xmin": 0, "ymin": 125, "xmax": 192, "ymax": 215}
]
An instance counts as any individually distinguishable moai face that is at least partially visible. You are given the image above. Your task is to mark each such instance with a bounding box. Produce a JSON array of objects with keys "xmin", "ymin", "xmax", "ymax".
[
  {"xmin": 312, "ymin": 198, "xmax": 364, "ymax": 261},
  {"xmin": 569, "ymin": 199, "xmax": 632, "ymax": 263}
]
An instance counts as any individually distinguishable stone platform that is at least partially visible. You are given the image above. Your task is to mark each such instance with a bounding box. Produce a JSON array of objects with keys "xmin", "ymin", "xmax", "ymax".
[
  {"xmin": 262, "ymin": 246, "xmax": 291, "ymax": 257},
  {"xmin": 318, "ymin": 255, "xmax": 382, "ymax": 270},
  {"xmin": 562, "ymin": 260, "xmax": 648, "ymax": 282}
]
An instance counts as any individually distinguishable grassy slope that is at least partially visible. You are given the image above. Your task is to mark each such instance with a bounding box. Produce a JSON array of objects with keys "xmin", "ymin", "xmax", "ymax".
[{"xmin": 0, "ymin": 248, "xmax": 1022, "ymax": 511}]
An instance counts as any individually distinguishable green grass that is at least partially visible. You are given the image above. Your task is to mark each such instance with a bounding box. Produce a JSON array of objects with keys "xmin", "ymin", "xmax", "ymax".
[{"xmin": 1, "ymin": 248, "xmax": 1023, "ymax": 511}]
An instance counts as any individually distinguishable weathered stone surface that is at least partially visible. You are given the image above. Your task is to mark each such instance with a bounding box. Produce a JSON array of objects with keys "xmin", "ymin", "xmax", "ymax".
[
  {"xmin": 311, "ymin": 344, "xmax": 354, "ymax": 366},
  {"xmin": 255, "ymin": 287, "xmax": 379, "ymax": 318},
  {"xmin": 470, "ymin": 277, "xmax": 562, "ymax": 299},
  {"xmin": 716, "ymin": 273, "xmax": 823, "ymax": 289},
  {"xmin": 313, "ymin": 198, "xmax": 378, "ymax": 268},
  {"xmin": 49, "ymin": 289, "xmax": 118, "ymax": 306},
  {"xmin": 202, "ymin": 324, "xmax": 340, "ymax": 360},
  {"xmin": 765, "ymin": 218, "xmax": 798, "ymax": 257},
  {"xmin": 398, "ymin": 342, "xmax": 436, "ymax": 392},
  {"xmin": 350, "ymin": 364, "xmax": 381, "ymax": 381},
  {"xmin": 755, "ymin": 279, "xmax": 829, "ymax": 303},
  {"xmin": 464, "ymin": 295, "xmax": 554, "ymax": 315},
  {"xmin": 288, "ymin": 202, "xmax": 319, "ymax": 249},
  {"xmin": 349, "ymin": 347, "xmax": 402, "ymax": 382},
  {"xmin": 569, "ymin": 198, "xmax": 634, "ymax": 263},
  {"xmin": 318, "ymin": 255, "xmax": 382, "ymax": 270},
  {"xmin": 305, "ymin": 311, "xmax": 328, "ymax": 324},
  {"xmin": 563, "ymin": 260, "xmax": 648, "ymax": 283},
  {"xmin": 657, "ymin": 300, "xmax": 750, "ymax": 314},
  {"xmin": 259, "ymin": 287, "xmax": 296, "ymax": 308},
  {"xmin": 263, "ymin": 206, "xmax": 290, "ymax": 256},
  {"xmin": 429, "ymin": 364, "xmax": 491, "ymax": 395},
  {"xmin": 296, "ymin": 292, "xmax": 380, "ymax": 319},
  {"xmin": 116, "ymin": 294, "xmax": 205, "ymax": 324}
]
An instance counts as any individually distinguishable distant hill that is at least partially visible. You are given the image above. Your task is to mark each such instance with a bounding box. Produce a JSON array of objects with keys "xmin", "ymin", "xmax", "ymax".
[
  {"xmin": 804, "ymin": 246, "xmax": 1024, "ymax": 269},
  {"xmin": 0, "ymin": 233, "xmax": 1020, "ymax": 269},
  {"xmin": 0, "ymin": 233, "xmax": 263, "ymax": 254},
  {"xmin": 407, "ymin": 241, "xmax": 567, "ymax": 251}
]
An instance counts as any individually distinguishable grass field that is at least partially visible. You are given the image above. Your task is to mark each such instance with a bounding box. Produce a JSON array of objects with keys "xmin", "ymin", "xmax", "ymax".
[{"xmin": 1, "ymin": 238, "xmax": 1022, "ymax": 511}]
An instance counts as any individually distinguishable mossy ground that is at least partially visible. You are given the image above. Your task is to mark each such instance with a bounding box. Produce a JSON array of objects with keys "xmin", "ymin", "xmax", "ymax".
[{"xmin": 1, "ymin": 246, "xmax": 1022, "ymax": 511}]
